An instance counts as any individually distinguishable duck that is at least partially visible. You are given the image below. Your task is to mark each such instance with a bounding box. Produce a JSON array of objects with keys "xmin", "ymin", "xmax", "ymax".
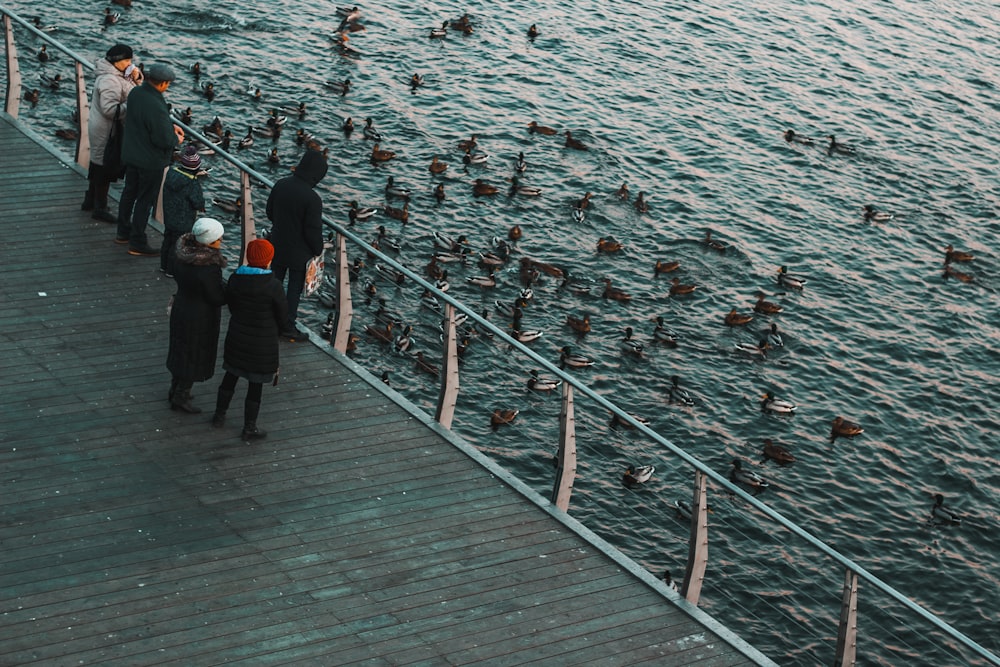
[
  {"xmin": 490, "ymin": 408, "xmax": 519, "ymax": 430},
  {"xmin": 409, "ymin": 73, "xmax": 425, "ymax": 89},
  {"xmin": 564, "ymin": 130, "xmax": 589, "ymax": 151},
  {"xmin": 827, "ymin": 135, "xmax": 855, "ymax": 155},
  {"xmin": 462, "ymin": 149, "xmax": 490, "ymax": 166},
  {"xmin": 575, "ymin": 192, "xmax": 593, "ymax": 211},
  {"xmin": 602, "ymin": 279, "xmax": 631, "ymax": 302},
  {"xmin": 348, "ymin": 200, "xmax": 378, "ymax": 224},
  {"xmin": 783, "ymin": 129, "xmax": 814, "ymax": 145},
  {"xmin": 37, "ymin": 45, "xmax": 49, "ymax": 62},
  {"xmin": 518, "ymin": 287, "xmax": 534, "ymax": 302},
  {"xmin": 457, "ymin": 134, "xmax": 478, "ymax": 152},
  {"xmin": 620, "ymin": 327, "xmax": 644, "ymax": 356},
  {"xmin": 374, "ymin": 263, "xmax": 406, "ymax": 285},
  {"xmin": 434, "ymin": 183, "xmax": 446, "ymax": 203},
  {"xmin": 652, "ymin": 317, "xmax": 679, "ymax": 347},
  {"xmin": 514, "ymin": 152, "xmax": 527, "ymax": 173},
  {"xmin": 572, "ymin": 207, "xmax": 586, "ymax": 224},
  {"xmin": 294, "ymin": 129, "xmax": 315, "ymax": 147},
  {"xmin": 596, "ymin": 237, "xmax": 624, "ymax": 253},
  {"xmin": 428, "ymin": 156, "xmax": 448, "ymax": 174},
  {"xmin": 362, "ymin": 117, "xmax": 382, "ymax": 141},
  {"xmin": 725, "ymin": 309, "xmax": 754, "ymax": 326},
  {"xmin": 528, "ymin": 121, "xmax": 558, "ymax": 136},
  {"xmin": 202, "ymin": 116, "xmax": 224, "ymax": 138},
  {"xmin": 104, "ymin": 8, "xmax": 120, "ymax": 25},
  {"xmin": 623, "ymin": 465, "xmax": 655, "ymax": 486},
  {"xmin": 777, "ymin": 266, "xmax": 807, "ymax": 290},
  {"xmin": 433, "ymin": 249, "xmax": 469, "ymax": 264},
  {"xmin": 735, "ymin": 339, "xmax": 769, "ymax": 358},
  {"xmin": 634, "ymin": 191, "xmax": 649, "ymax": 213},
  {"xmin": 415, "ymin": 351, "xmax": 439, "ymax": 377},
  {"xmin": 467, "ymin": 272, "xmax": 497, "ymax": 288},
  {"xmin": 372, "ymin": 225, "xmax": 401, "ymax": 253},
  {"xmin": 611, "ymin": 412, "xmax": 650, "ymax": 430},
  {"xmin": 213, "ymin": 197, "xmax": 242, "ymax": 214},
  {"xmin": 669, "ymin": 277, "xmax": 697, "ymax": 296},
  {"xmin": 702, "ymin": 230, "xmax": 726, "ymax": 252},
  {"xmin": 753, "ymin": 292, "xmax": 783, "ymax": 314},
  {"xmin": 762, "ymin": 439, "xmax": 796, "ymax": 464},
  {"xmin": 54, "ymin": 128, "xmax": 78, "ymax": 141},
  {"xmin": 527, "ymin": 23, "xmax": 539, "ymax": 39},
  {"xmin": 202, "ymin": 82, "xmax": 216, "ymax": 101},
  {"xmin": 522, "ymin": 257, "xmax": 564, "ymax": 279},
  {"xmin": 384, "ymin": 176, "xmax": 412, "ymax": 200},
  {"xmin": 830, "ymin": 416, "xmax": 864, "ymax": 442},
  {"xmin": 420, "ymin": 290, "xmax": 441, "ymax": 312},
  {"xmin": 509, "ymin": 176, "xmax": 541, "ymax": 197},
  {"xmin": 943, "ymin": 264, "xmax": 974, "ymax": 283},
  {"xmin": 559, "ymin": 346, "xmax": 595, "ymax": 369},
  {"xmin": 527, "ymin": 370, "xmax": 561, "ymax": 392},
  {"xmin": 41, "ymin": 73, "xmax": 63, "ymax": 90},
  {"xmin": 478, "ymin": 251, "xmax": 506, "ymax": 269},
  {"xmin": 266, "ymin": 110, "xmax": 287, "ymax": 127},
  {"xmin": 729, "ymin": 459, "xmax": 769, "ymax": 490},
  {"xmin": 365, "ymin": 321, "xmax": 394, "ymax": 343},
  {"xmin": 434, "ymin": 271, "xmax": 450, "ymax": 293},
  {"xmin": 238, "ymin": 128, "xmax": 254, "ymax": 149},
  {"xmin": 336, "ymin": 5, "xmax": 362, "ymax": 21},
  {"xmin": 616, "ymin": 183, "xmax": 630, "ymax": 201},
  {"xmin": 931, "ymin": 494, "xmax": 962, "ymax": 524},
  {"xmin": 472, "ymin": 179, "xmax": 499, "ymax": 196},
  {"xmin": 266, "ymin": 148, "xmax": 280, "ymax": 164},
  {"xmin": 565, "ymin": 313, "xmax": 591, "ymax": 334},
  {"xmin": 393, "ymin": 324, "xmax": 414, "ymax": 353},
  {"xmin": 944, "ymin": 244, "xmax": 974, "ymax": 263},
  {"xmin": 494, "ymin": 297, "xmax": 527, "ymax": 318},
  {"xmin": 327, "ymin": 79, "xmax": 351, "ymax": 96},
  {"xmin": 511, "ymin": 329, "xmax": 543, "ymax": 343},
  {"xmin": 667, "ymin": 375, "xmax": 694, "ymax": 406},
  {"xmin": 760, "ymin": 391, "xmax": 797, "ymax": 414},
  {"xmin": 508, "ymin": 225, "xmax": 523, "ymax": 241},
  {"xmin": 23, "ymin": 89, "xmax": 40, "ymax": 105},
  {"xmin": 863, "ymin": 204, "xmax": 894, "ymax": 222},
  {"xmin": 433, "ymin": 231, "xmax": 468, "ymax": 252},
  {"xmin": 654, "ymin": 260, "xmax": 680, "ymax": 274},
  {"xmin": 430, "ymin": 20, "xmax": 448, "ymax": 38},
  {"xmin": 765, "ymin": 323, "xmax": 784, "ymax": 348},
  {"xmin": 370, "ymin": 143, "xmax": 396, "ymax": 163},
  {"xmin": 383, "ymin": 201, "xmax": 409, "ymax": 224}
]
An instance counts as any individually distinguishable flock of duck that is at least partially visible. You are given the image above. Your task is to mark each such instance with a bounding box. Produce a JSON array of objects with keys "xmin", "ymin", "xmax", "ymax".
[{"xmin": 30, "ymin": 4, "xmax": 973, "ymax": 525}]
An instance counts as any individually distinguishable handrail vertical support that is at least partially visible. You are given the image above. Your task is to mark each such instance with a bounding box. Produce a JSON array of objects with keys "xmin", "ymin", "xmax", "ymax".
[
  {"xmin": 550, "ymin": 382, "xmax": 577, "ymax": 511},
  {"xmin": 834, "ymin": 568, "xmax": 859, "ymax": 667},
  {"xmin": 73, "ymin": 60, "xmax": 89, "ymax": 169},
  {"xmin": 3, "ymin": 14, "xmax": 21, "ymax": 118},
  {"xmin": 681, "ymin": 469, "xmax": 709, "ymax": 605},
  {"xmin": 238, "ymin": 170, "xmax": 256, "ymax": 264},
  {"xmin": 434, "ymin": 303, "xmax": 460, "ymax": 428},
  {"xmin": 331, "ymin": 232, "xmax": 354, "ymax": 353}
]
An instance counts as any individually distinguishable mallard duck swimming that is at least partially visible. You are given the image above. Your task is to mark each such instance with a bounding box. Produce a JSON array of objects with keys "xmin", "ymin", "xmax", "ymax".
[
  {"xmin": 667, "ymin": 375, "xmax": 694, "ymax": 406},
  {"xmin": 620, "ymin": 327, "xmax": 644, "ymax": 356},
  {"xmin": 702, "ymin": 230, "xmax": 726, "ymax": 252},
  {"xmin": 457, "ymin": 134, "xmax": 478, "ymax": 152},
  {"xmin": 384, "ymin": 176, "xmax": 412, "ymax": 200},
  {"xmin": 623, "ymin": 465, "xmax": 655, "ymax": 486},
  {"xmin": 420, "ymin": 290, "xmax": 441, "ymax": 312},
  {"xmin": 527, "ymin": 369, "xmax": 561, "ymax": 391},
  {"xmin": 654, "ymin": 260, "xmax": 680, "ymax": 274},
  {"xmin": 370, "ymin": 144, "xmax": 396, "ymax": 163},
  {"xmin": 490, "ymin": 408, "xmax": 519, "ymax": 430},
  {"xmin": 735, "ymin": 339, "xmax": 769, "ymax": 358},
  {"xmin": 830, "ymin": 416, "xmax": 864, "ymax": 442},
  {"xmin": 238, "ymin": 128, "xmax": 254, "ymax": 148},
  {"xmin": 428, "ymin": 156, "xmax": 448, "ymax": 174},
  {"xmin": 514, "ymin": 152, "xmax": 527, "ymax": 173},
  {"xmin": 433, "ymin": 231, "xmax": 468, "ymax": 252},
  {"xmin": 762, "ymin": 438, "xmax": 795, "ymax": 464},
  {"xmin": 480, "ymin": 251, "xmax": 507, "ymax": 268},
  {"xmin": 564, "ymin": 130, "xmax": 588, "ymax": 151},
  {"xmin": 634, "ymin": 191, "xmax": 648, "ymax": 213},
  {"xmin": 559, "ymin": 346, "xmax": 595, "ymax": 369},
  {"xmin": 519, "ymin": 286, "xmax": 535, "ymax": 301},
  {"xmin": 725, "ymin": 309, "xmax": 754, "ymax": 326},
  {"xmin": 602, "ymin": 279, "xmax": 631, "ymax": 302},
  {"xmin": 372, "ymin": 225, "xmax": 401, "ymax": 253},
  {"xmin": 669, "ymin": 277, "xmax": 697, "ymax": 296},
  {"xmin": 777, "ymin": 266, "xmax": 807, "ymax": 290},
  {"xmin": 753, "ymin": 292, "xmax": 783, "ymax": 314},
  {"xmin": 827, "ymin": 135, "xmax": 855, "ymax": 155},
  {"xmin": 653, "ymin": 317, "xmax": 679, "ymax": 347},
  {"xmin": 944, "ymin": 244, "xmax": 974, "ymax": 263},
  {"xmin": 410, "ymin": 73, "xmax": 425, "ymax": 89},
  {"xmin": 761, "ymin": 391, "xmax": 797, "ymax": 414},
  {"xmin": 374, "ymin": 263, "xmax": 405, "ymax": 285},
  {"xmin": 495, "ymin": 298, "xmax": 527, "ymax": 318},
  {"xmin": 597, "ymin": 237, "xmax": 624, "ymax": 253},
  {"xmin": 415, "ymin": 351, "xmax": 439, "ymax": 377},
  {"xmin": 362, "ymin": 117, "xmax": 382, "ymax": 141},
  {"xmin": 572, "ymin": 208, "xmax": 586, "ymax": 224},
  {"xmin": 783, "ymin": 129, "xmax": 814, "ymax": 145},
  {"xmin": 565, "ymin": 313, "xmax": 591, "ymax": 334},
  {"xmin": 434, "ymin": 270, "xmax": 450, "ymax": 292},
  {"xmin": 931, "ymin": 493, "xmax": 962, "ymax": 524},
  {"xmin": 365, "ymin": 321, "xmax": 394, "ymax": 343},
  {"xmin": 213, "ymin": 197, "xmax": 242, "ymax": 214},
  {"xmin": 863, "ymin": 204, "xmax": 894, "ymax": 222},
  {"xmin": 349, "ymin": 200, "xmax": 378, "ymax": 224},
  {"xmin": 527, "ymin": 23, "xmax": 539, "ymax": 39},
  {"xmin": 528, "ymin": 121, "xmax": 558, "ymax": 135},
  {"xmin": 509, "ymin": 176, "xmax": 541, "ymax": 196},
  {"xmin": 383, "ymin": 201, "xmax": 408, "ymax": 224},
  {"xmin": 730, "ymin": 459, "xmax": 768, "ymax": 489},
  {"xmin": 473, "ymin": 179, "xmax": 498, "ymax": 196},
  {"xmin": 430, "ymin": 20, "xmax": 448, "ymax": 38},
  {"xmin": 393, "ymin": 324, "xmax": 413, "ymax": 353},
  {"xmin": 511, "ymin": 329, "xmax": 543, "ymax": 343},
  {"xmin": 463, "ymin": 149, "xmax": 490, "ymax": 166},
  {"xmin": 616, "ymin": 183, "xmax": 630, "ymax": 201},
  {"xmin": 467, "ymin": 273, "xmax": 497, "ymax": 288},
  {"xmin": 765, "ymin": 323, "xmax": 784, "ymax": 348}
]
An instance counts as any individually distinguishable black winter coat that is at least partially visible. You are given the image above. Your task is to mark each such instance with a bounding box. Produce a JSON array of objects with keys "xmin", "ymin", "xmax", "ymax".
[
  {"xmin": 223, "ymin": 269, "xmax": 288, "ymax": 381},
  {"xmin": 265, "ymin": 149, "xmax": 327, "ymax": 268},
  {"xmin": 121, "ymin": 81, "xmax": 178, "ymax": 170},
  {"xmin": 166, "ymin": 235, "xmax": 227, "ymax": 381}
]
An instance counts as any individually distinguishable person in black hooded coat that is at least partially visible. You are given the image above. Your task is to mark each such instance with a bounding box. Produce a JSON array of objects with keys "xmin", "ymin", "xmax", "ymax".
[
  {"xmin": 266, "ymin": 148, "xmax": 327, "ymax": 341},
  {"xmin": 211, "ymin": 238, "xmax": 288, "ymax": 441},
  {"xmin": 166, "ymin": 218, "xmax": 227, "ymax": 413}
]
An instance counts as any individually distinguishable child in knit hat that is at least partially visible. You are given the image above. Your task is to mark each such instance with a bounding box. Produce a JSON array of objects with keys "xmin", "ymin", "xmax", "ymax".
[{"xmin": 160, "ymin": 144, "xmax": 207, "ymax": 276}]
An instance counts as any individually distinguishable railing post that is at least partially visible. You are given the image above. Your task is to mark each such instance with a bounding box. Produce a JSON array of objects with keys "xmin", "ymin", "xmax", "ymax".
[
  {"xmin": 3, "ymin": 14, "xmax": 21, "ymax": 118},
  {"xmin": 238, "ymin": 169, "xmax": 256, "ymax": 264},
  {"xmin": 681, "ymin": 469, "xmax": 709, "ymax": 605},
  {"xmin": 331, "ymin": 232, "xmax": 354, "ymax": 353},
  {"xmin": 434, "ymin": 303, "xmax": 460, "ymax": 428},
  {"xmin": 550, "ymin": 382, "xmax": 577, "ymax": 511},
  {"xmin": 73, "ymin": 60, "xmax": 89, "ymax": 169},
  {"xmin": 834, "ymin": 569, "xmax": 859, "ymax": 667}
]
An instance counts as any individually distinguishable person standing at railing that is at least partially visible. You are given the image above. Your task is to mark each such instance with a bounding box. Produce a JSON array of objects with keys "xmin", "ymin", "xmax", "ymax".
[
  {"xmin": 265, "ymin": 149, "xmax": 328, "ymax": 341},
  {"xmin": 115, "ymin": 63, "xmax": 184, "ymax": 257},
  {"xmin": 82, "ymin": 43, "xmax": 142, "ymax": 223},
  {"xmin": 160, "ymin": 144, "xmax": 207, "ymax": 277}
]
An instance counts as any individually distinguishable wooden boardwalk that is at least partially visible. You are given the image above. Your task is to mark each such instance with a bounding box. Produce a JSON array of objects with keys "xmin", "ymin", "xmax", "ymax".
[{"xmin": 0, "ymin": 115, "xmax": 773, "ymax": 666}]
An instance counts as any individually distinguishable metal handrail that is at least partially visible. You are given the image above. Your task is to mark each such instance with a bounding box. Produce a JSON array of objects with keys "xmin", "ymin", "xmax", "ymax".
[{"xmin": 2, "ymin": 4, "xmax": 995, "ymax": 664}]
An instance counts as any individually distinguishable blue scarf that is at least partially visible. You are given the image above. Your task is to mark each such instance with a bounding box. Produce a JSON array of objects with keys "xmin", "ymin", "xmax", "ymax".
[{"xmin": 235, "ymin": 266, "xmax": 272, "ymax": 275}]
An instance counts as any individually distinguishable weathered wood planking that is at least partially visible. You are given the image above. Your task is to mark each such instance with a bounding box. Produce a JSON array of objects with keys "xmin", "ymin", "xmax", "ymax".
[{"xmin": 0, "ymin": 116, "xmax": 771, "ymax": 666}]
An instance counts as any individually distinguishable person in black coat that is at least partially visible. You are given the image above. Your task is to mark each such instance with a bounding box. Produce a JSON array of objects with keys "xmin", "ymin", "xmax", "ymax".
[
  {"xmin": 211, "ymin": 239, "xmax": 288, "ymax": 441},
  {"xmin": 265, "ymin": 148, "xmax": 327, "ymax": 341},
  {"xmin": 166, "ymin": 218, "xmax": 227, "ymax": 413}
]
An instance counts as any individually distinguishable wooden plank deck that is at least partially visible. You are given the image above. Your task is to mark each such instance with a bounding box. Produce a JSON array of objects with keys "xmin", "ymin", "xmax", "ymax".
[{"xmin": 0, "ymin": 115, "xmax": 773, "ymax": 666}]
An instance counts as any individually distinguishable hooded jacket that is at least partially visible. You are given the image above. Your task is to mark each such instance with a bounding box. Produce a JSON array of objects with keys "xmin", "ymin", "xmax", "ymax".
[
  {"xmin": 162, "ymin": 166, "xmax": 206, "ymax": 233},
  {"xmin": 87, "ymin": 57, "xmax": 139, "ymax": 166},
  {"xmin": 166, "ymin": 234, "xmax": 227, "ymax": 381},
  {"xmin": 265, "ymin": 150, "xmax": 328, "ymax": 268},
  {"xmin": 121, "ymin": 80, "xmax": 178, "ymax": 170}
]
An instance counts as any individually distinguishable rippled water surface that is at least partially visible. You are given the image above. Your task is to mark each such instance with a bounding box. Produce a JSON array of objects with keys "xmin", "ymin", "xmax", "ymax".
[{"xmin": 10, "ymin": 0, "xmax": 1000, "ymax": 663}]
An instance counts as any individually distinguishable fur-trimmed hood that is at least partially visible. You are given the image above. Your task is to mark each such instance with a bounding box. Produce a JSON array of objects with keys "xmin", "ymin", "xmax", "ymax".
[{"xmin": 176, "ymin": 233, "xmax": 227, "ymax": 267}]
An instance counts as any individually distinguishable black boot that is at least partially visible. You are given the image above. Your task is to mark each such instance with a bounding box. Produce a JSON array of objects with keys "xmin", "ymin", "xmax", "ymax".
[
  {"xmin": 211, "ymin": 389, "xmax": 235, "ymax": 427},
  {"xmin": 170, "ymin": 382, "xmax": 202, "ymax": 414},
  {"xmin": 81, "ymin": 189, "xmax": 94, "ymax": 211},
  {"xmin": 240, "ymin": 400, "xmax": 267, "ymax": 440}
]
